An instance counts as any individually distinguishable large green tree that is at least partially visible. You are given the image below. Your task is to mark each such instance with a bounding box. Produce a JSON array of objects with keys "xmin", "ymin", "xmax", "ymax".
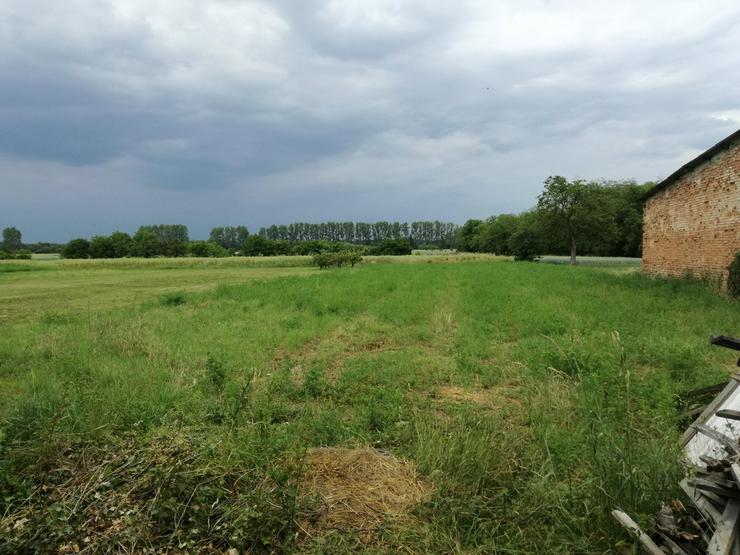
[
  {"xmin": 131, "ymin": 229, "xmax": 160, "ymax": 257},
  {"xmin": 133, "ymin": 225, "xmax": 189, "ymax": 257},
  {"xmin": 88, "ymin": 231, "xmax": 132, "ymax": 258},
  {"xmin": 209, "ymin": 225, "xmax": 249, "ymax": 250},
  {"xmin": 536, "ymin": 176, "xmax": 613, "ymax": 264},
  {"xmin": 456, "ymin": 219, "xmax": 484, "ymax": 252},
  {"xmin": 478, "ymin": 214, "xmax": 519, "ymax": 255},
  {"xmin": 2, "ymin": 227, "xmax": 22, "ymax": 252},
  {"xmin": 61, "ymin": 238, "xmax": 90, "ymax": 259}
]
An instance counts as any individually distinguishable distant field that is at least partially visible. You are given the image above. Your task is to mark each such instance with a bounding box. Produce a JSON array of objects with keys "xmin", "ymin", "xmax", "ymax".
[
  {"xmin": 0, "ymin": 254, "xmax": 501, "ymax": 322},
  {"xmin": 540, "ymin": 255, "xmax": 642, "ymax": 265},
  {"xmin": 1, "ymin": 258, "xmax": 738, "ymax": 553},
  {"xmin": 0, "ymin": 260, "xmax": 315, "ymax": 322}
]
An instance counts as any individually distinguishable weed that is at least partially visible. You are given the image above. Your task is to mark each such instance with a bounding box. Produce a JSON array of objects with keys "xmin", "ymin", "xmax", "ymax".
[
  {"xmin": 160, "ymin": 291, "xmax": 187, "ymax": 306},
  {"xmin": 205, "ymin": 355, "xmax": 227, "ymax": 390}
]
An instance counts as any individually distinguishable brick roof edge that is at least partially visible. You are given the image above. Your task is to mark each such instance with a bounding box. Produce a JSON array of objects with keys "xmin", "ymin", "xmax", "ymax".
[{"xmin": 645, "ymin": 128, "xmax": 740, "ymax": 199}]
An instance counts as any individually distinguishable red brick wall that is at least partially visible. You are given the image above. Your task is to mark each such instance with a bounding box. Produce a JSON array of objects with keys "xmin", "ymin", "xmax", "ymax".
[{"xmin": 643, "ymin": 140, "xmax": 740, "ymax": 286}]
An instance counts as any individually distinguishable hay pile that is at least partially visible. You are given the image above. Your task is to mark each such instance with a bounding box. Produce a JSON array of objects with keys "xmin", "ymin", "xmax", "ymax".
[
  {"xmin": 435, "ymin": 385, "xmax": 491, "ymax": 405},
  {"xmin": 300, "ymin": 447, "xmax": 433, "ymax": 534},
  {"xmin": 432, "ymin": 382, "xmax": 525, "ymax": 414}
]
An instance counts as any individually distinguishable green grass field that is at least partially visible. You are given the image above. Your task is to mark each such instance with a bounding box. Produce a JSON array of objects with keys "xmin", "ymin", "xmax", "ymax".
[{"xmin": 1, "ymin": 256, "xmax": 738, "ymax": 553}]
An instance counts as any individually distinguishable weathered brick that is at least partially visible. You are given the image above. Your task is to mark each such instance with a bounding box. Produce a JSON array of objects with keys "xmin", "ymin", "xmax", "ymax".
[{"xmin": 643, "ymin": 138, "xmax": 740, "ymax": 288}]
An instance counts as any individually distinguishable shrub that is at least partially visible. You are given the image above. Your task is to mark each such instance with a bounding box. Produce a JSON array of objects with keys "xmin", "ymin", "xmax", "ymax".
[
  {"xmin": 0, "ymin": 249, "xmax": 29, "ymax": 259},
  {"xmin": 89, "ymin": 232, "xmax": 132, "ymax": 258},
  {"xmin": 188, "ymin": 240, "xmax": 230, "ymax": 258},
  {"xmin": 205, "ymin": 356, "xmax": 227, "ymax": 390},
  {"xmin": 312, "ymin": 251, "xmax": 363, "ymax": 269},
  {"xmin": 343, "ymin": 252, "xmax": 363, "ymax": 267},
  {"xmin": 312, "ymin": 253, "xmax": 336, "ymax": 269},
  {"xmin": 61, "ymin": 238, "xmax": 91, "ymax": 259},
  {"xmin": 160, "ymin": 292, "xmax": 187, "ymax": 306},
  {"xmin": 729, "ymin": 251, "xmax": 740, "ymax": 298},
  {"xmin": 241, "ymin": 238, "xmax": 292, "ymax": 257},
  {"xmin": 373, "ymin": 238, "xmax": 412, "ymax": 255},
  {"xmin": 509, "ymin": 229, "xmax": 540, "ymax": 261}
]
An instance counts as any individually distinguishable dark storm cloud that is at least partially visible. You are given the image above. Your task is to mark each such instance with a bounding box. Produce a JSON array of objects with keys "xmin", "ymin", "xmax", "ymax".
[{"xmin": 1, "ymin": 0, "xmax": 739, "ymax": 241}]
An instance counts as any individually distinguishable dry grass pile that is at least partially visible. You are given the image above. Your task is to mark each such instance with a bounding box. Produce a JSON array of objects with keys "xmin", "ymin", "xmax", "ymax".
[
  {"xmin": 435, "ymin": 385, "xmax": 491, "ymax": 406},
  {"xmin": 299, "ymin": 447, "xmax": 433, "ymax": 535},
  {"xmin": 434, "ymin": 381, "xmax": 524, "ymax": 407}
]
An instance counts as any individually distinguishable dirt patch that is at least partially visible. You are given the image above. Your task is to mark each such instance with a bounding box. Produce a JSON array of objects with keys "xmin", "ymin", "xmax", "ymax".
[
  {"xmin": 356, "ymin": 336, "xmax": 391, "ymax": 353},
  {"xmin": 299, "ymin": 447, "xmax": 433, "ymax": 537},
  {"xmin": 431, "ymin": 382, "xmax": 525, "ymax": 412},
  {"xmin": 435, "ymin": 385, "xmax": 491, "ymax": 405}
]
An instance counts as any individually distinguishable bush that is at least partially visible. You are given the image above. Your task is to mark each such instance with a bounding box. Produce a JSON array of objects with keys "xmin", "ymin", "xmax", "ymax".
[
  {"xmin": 89, "ymin": 232, "xmax": 132, "ymax": 258},
  {"xmin": 312, "ymin": 251, "xmax": 363, "ymax": 269},
  {"xmin": 160, "ymin": 292, "xmax": 187, "ymax": 306},
  {"xmin": 509, "ymin": 229, "xmax": 540, "ymax": 261},
  {"xmin": 61, "ymin": 238, "xmax": 91, "ymax": 259},
  {"xmin": 312, "ymin": 253, "xmax": 336, "ymax": 269},
  {"xmin": 0, "ymin": 249, "xmax": 29, "ymax": 259},
  {"xmin": 729, "ymin": 251, "xmax": 740, "ymax": 298},
  {"xmin": 241, "ymin": 236, "xmax": 292, "ymax": 256},
  {"xmin": 188, "ymin": 241, "xmax": 230, "ymax": 258},
  {"xmin": 373, "ymin": 238, "xmax": 412, "ymax": 255}
]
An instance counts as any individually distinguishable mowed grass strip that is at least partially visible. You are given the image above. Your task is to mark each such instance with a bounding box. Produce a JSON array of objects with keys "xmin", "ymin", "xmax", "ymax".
[
  {"xmin": 0, "ymin": 260, "xmax": 738, "ymax": 553},
  {"xmin": 0, "ymin": 263, "xmax": 316, "ymax": 322}
]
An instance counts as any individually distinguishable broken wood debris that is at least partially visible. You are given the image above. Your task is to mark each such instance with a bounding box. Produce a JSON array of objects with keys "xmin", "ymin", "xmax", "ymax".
[{"xmin": 613, "ymin": 335, "xmax": 740, "ymax": 554}]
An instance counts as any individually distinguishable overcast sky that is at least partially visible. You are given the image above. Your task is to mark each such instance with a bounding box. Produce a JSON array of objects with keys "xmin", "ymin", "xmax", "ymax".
[{"xmin": 2, "ymin": 0, "xmax": 739, "ymax": 241}]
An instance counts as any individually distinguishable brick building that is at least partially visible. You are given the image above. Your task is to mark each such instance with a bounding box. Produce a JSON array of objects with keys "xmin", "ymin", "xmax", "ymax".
[{"xmin": 643, "ymin": 129, "xmax": 740, "ymax": 286}]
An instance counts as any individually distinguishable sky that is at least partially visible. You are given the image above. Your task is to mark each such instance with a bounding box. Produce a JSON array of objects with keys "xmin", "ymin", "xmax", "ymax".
[{"xmin": 2, "ymin": 0, "xmax": 740, "ymax": 242}]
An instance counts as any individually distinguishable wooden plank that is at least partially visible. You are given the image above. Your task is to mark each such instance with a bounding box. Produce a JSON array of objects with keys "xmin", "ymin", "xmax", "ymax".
[
  {"xmin": 731, "ymin": 464, "xmax": 740, "ymax": 490},
  {"xmin": 655, "ymin": 531, "xmax": 689, "ymax": 555},
  {"xmin": 680, "ymin": 478, "xmax": 723, "ymax": 523},
  {"xmin": 688, "ymin": 478, "xmax": 740, "ymax": 500},
  {"xmin": 708, "ymin": 500, "xmax": 740, "ymax": 555},
  {"xmin": 711, "ymin": 336, "xmax": 740, "ymax": 352},
  {"xmin": 692, "ymin": 473, "xmax": 740, "ymax": 491},
  {"xmin": 611, "ymin": 510, "xmax": 665, "ymax": 555},
  {"xmin": 701, "ymin": 456, "xmax": 730, "ymax": 469},
  {"xmin": 718, "ymin": 410, "xmax": 740, "ymax": 421},
  {"xmin": 684, "ymin": 382, "xmax": 730, "ymax": 399},
  {"xmin": 692, "ymin": 424, "xmax": 740, "ymax": 455},
  {"xmin": 682, "ymin": 378, "xmax": 740, "ymax": 446},
  {"xmin": 695, "ymin": 467, "xmax": 733, "ymax": 481},
  {"xmin": 703, "ymin": 489, "xmax": 733, "ymax": 509}
]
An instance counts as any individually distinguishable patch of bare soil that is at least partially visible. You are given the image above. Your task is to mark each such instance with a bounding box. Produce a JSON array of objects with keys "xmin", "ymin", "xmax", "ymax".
[
  {"xmin": 431, "ymin": 382, "xmax": 525, "ymax": 414},
  {"xmin": 435, "ymin": 385, "xmax": 491, "ymax": 405},
  {"xmin": 298, "ymin": 447, "xmax": 433, "ymax": 538}
]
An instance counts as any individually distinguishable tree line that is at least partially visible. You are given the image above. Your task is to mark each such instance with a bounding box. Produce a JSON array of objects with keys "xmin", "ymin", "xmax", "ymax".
[
  {"xmin": 257, "ymin": 221, "xmax": 458, "ymax": 247},
  {"xmin": 5, "ymin": 179, "xmax": 651, "ymax": 262},
  {"xmin": 56, "ymin": 225, "xmax": 417, "ymax": 259},
  {"xmin": 1, "ymin": 227, "xmax": 33, "ymax": 259},
  {"xmin": 62, "ymin": 225, "xmax": 197, "ymax": 259},
  {"xmin": 457, "ymin": 177, "xmax": 652, "ymax": 262},
  {"xmin": 1, "ymin": 227, "xmax": 65, "ymax": 257}
]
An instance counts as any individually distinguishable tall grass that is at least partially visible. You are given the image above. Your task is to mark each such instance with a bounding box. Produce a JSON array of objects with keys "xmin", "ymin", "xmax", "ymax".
[{"xmin": 0, "ymin": 261, "xmax": 738, "ymax": 553}]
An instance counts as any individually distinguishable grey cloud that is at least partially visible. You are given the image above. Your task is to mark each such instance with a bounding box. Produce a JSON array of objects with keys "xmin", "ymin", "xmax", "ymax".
[{"xmin": 1, "ymin": 0, "xmax": 739, "ymax": 242}]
